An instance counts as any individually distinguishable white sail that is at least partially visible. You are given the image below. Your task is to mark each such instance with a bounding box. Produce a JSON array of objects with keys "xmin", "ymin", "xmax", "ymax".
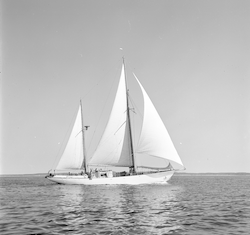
[
  {"xmin": 89, "ymin": 64, "xmax": 132, "ymax": 167},
  {"xmin": 47, "ymin": 61, "xmax": 185, "ymax": 185},
  {"xmin": 56, "ymin": 106, "xmax": 84, "ymax": 170},
  {"xmin": 134, "ymin": 74, "xmax": 184, "ymax": 167}
]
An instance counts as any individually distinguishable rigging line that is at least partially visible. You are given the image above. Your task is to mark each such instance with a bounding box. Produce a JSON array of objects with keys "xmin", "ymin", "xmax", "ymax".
[
  {"xmin": 81, "ymin": 65, "xmax": 117, "ymax": 101},
  {"xmin": 81, "ymin": 61, "xmax": 121, "ymax": 115},
  {"xmin": 127, "ymin": 93, "xmax": 143, "ymax": 150},
  {"xmin": 128, "ymin": 94, "xmax": 143, "ymax": 119},
  {"xmin": 75, "ymin": 126, "xmax": 89, "ymax": 138},
  {"xmin": 114, "ymin": 120, "xmax": 126, "ymax": 135},
  {"xmin": 128, "ymin": 89, "xmax": 147, "ymax": 148},
  {"xmin": 87, "ymin": 64, "xmax": 121, "ymax": 156},
  {"xmin": 123, "ymin": 61, "xmax": 143, "ymax": 119},
  {"xmin": 130, "ymin": 101, "xmax": 138, "ymax": 156},
  {"xmin": 75, "ymin": 130, "xmax": 82, "ymax": 137}
]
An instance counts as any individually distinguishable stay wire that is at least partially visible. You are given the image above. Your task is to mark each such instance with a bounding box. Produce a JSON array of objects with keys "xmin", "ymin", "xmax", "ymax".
[{"xmin": 86, "ymin": 61, "xmax": 122, "ymax": 156}]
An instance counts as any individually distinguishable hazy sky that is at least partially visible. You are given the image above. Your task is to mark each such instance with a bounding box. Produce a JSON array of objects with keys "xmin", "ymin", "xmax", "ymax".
[{"xmin": 1, "ymin": 0, "xmax": 250, "ymax": 174}]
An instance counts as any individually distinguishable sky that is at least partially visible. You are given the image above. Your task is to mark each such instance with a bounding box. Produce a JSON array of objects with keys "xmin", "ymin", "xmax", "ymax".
[{"xmin": 1, "ymin": 0, "xmax": 250, "ymax": 174}]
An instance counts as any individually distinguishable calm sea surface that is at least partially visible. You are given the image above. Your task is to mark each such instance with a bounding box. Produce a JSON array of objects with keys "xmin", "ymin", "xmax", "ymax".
[{"xmin": 0, "ymin": 174, "xmax": 249, "ymax": 235}]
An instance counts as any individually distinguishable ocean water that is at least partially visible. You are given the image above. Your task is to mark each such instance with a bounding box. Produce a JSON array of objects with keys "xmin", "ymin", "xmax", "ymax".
[{"xmin": 0, "ymin": 174, "xmax": 249, "ymax": 235}]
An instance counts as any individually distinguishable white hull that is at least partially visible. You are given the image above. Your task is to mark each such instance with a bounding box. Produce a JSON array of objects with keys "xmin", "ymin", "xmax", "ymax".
[{"xmin": 47, "ymin": 171, "xmax": 174, "ymax": 185}]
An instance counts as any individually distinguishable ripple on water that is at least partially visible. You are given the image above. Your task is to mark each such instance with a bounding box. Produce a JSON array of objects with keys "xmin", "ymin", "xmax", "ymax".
[{"xmin": 0, "ymin": 175, "xmax": 250, "ymax": 234}]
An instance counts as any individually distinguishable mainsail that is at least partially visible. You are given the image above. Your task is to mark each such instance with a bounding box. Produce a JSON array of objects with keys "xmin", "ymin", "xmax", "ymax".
[
  {"xmin": 134, "ymin": 74, "xmax": 184, "ymax": 167},
  {"xmin": 56, "ymin": 106, "xmax": 84, "ymax": 170},
  {"xmin": 89, "ymin": 64, "xmax": 132, "ymax": 167}
]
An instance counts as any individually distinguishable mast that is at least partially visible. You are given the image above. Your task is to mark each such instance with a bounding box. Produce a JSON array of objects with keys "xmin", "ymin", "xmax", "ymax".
[
  {"xmin": 123, "ymin": 58, "xmax": 137, "ymax": 173},
  {"xmin": 80, "ymin": 100, "xmax": 88, "ymax": 173}
]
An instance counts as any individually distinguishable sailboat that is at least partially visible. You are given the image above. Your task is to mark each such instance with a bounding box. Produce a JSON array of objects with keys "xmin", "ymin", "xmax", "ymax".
[{"xmin": 46, "ymin": 60, "xmax": 184, "ymax": 185}]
